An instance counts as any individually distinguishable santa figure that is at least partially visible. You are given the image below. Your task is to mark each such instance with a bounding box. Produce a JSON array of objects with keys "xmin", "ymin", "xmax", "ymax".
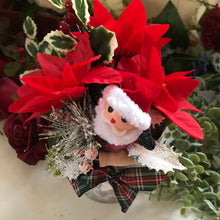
[
  {"xmin": 94, "ymin": 84, "xmax": 157, "ymax": 150},
  {"xmin": 93, "ymin": 72, "xmax": 161, "ymax": 166}
]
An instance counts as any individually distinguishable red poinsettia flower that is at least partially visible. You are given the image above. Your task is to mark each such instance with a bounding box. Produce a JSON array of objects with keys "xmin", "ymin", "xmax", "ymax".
[
  {"xmin": 118, "ymin": 33, "xmax": 203, "ymax": 140},
  {"xmin": 9, "ymin": 34, "xmax": 122, "ymax": 121},
  {"xmin": 89, "ymin": 0, "xmax": 169, "ymax": 56}
]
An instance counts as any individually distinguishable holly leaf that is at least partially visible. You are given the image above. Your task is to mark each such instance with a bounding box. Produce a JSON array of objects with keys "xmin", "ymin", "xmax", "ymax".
[
  {"xmin": 25, "ymin": 38, "xmax": 39, "ymax": 58},
  {"xmin": 89, "ymin": 25, "xmax": 118, "ymax": 63},
  {"xmin": 155, "ymin": 1, "xmax": 189, "ymax": 50},
  {"xmin": 48, "ymin": 0, "xmax": 65, "ymax": 9},
  {"xmin": 23, "ymin": 16, "xmax": 37, "ymax": 40},
  {"xmin": 39, "ymin": 40, "xmax": 59, "ymax": 56},
  {"xmin": 71, "ymin": 0, "xmax": 90, "ymax": 25},
  {"xmin": 44, "ymin": 30, "xmax": 77, "ymax": 54}
]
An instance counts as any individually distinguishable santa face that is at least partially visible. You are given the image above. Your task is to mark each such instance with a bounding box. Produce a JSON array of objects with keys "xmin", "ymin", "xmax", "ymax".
[
  {"xmin": 94, "ymin": 97, "xmax": 143, "ymax": 146},
  {"xmin": 103, "ymin": 102, "xmax": 136, "ymax": 133}
]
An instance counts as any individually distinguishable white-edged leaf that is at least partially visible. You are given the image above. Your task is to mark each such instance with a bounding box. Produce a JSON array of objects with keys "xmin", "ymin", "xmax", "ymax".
[
  {"xmin": 19, "ymin": 69, "xmax": 41, "ymax": 84},
  {"xmin": 48, "ymin": 0, "xmax": 65, "ymax": 9},
  {"xmin": 89, "ymin": 25, "xmax": 118, "ymax": 63},
  {"xmin": 39, "ymin": 40, "xmax": 59, "ymax": 56},
  {"xmin": 25, "ymin": 38, "xmax": 39, "ymax": 58},
  {"xmin": 23, "ymin": 16, "xmax": 37, "ymax": 39},
  {"xmin": 44, "ymin": 30, "xmax": 77, "ymax": 54},
  {"xmin": 71, "ymin": 0, "xmax": 90, "ymax": 24}
]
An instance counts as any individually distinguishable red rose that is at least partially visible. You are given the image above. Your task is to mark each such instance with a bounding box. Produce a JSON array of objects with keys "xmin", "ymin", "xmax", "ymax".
[
  {"xmin": 3, "ymin": 113, "xmax": 48, "ymax": 165},
  {"xmin": 201, "ymin": 6, "xmax": 220, "ymax": 51},
  {"xmin": 0, "ymin": 77, "xmax": 19, "ymax": 119}
]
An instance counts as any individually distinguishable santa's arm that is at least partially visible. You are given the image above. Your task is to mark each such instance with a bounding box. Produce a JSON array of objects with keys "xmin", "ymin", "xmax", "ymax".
[{"xmin": 99, "ymin": 150, "xmax": 137, "ymax": 167}]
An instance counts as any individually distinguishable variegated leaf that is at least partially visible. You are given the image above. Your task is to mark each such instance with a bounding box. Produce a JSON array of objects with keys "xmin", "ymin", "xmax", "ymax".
[
  {"xmin": 23, "ymin": 16, "xmax": 37, "ymax": 39},
  {"xmin": 89, "ymin": 25, "xmax": 118, "ymax": 63},
  {"xmin": 25, "ymin": 38, "xmax": 39, "ymax": 58},
  {"xmin": 39, "ymin": 40, "xmax": 59, "ymax": 56},
  {"xmin": 71, "ymin": 0, "xmax": 90, "ymax": 25},
  {"xmin": 44, "ymin": 30, "xmax": 77, "ymax": 54},
  {"xmin": 48, "ymin": 0, "xmax": 65, "ymax": 9}
]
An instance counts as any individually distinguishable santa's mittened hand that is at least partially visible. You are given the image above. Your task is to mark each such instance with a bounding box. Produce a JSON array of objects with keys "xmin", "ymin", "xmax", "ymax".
[{"xmin": 138, "ymin": 130, "xmax": 155, "ymax": 150}]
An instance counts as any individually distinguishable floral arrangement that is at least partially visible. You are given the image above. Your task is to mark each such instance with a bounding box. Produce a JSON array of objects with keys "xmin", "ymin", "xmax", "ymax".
[{"xmin": 0, "ymin": 0, "xmax": 219, "ymax": 218}]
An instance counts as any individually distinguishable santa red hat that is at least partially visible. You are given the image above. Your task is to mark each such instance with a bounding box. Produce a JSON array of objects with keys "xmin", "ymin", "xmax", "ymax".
[{"xmin": 102, "ymin": 72, "xmax": 161, "ymax": 130}]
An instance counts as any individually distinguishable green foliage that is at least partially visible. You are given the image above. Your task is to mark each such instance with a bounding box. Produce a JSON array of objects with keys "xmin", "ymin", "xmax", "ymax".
[
  {"xmin": 25, "ymin": 38, "xmax": 39, "ymax": 58},
  {"xmin": 155, "ymin": 1, "xmax": 189, "ymax": 50},
  {"xmin": 89, "ymin": 25, "xmax": 118, "ymax": 63},
  {"xmin": 23, "ymin": 16, "xmax": 37, "ymax": 40},
  {"xmin": 153, "ymin": 74, "xmax": 220, "ymax": 219},
  {"xmin": 4, "ymin": 62, "xmax": 22, "ymax": 77},
  {"xmin": 71, "ymin": 0, "xmax": 90, "ymax": 26},
  {"xmin": 23, "ymin": 18, "xmax": 77, "ymax": 60},
  {"xmin": 44, "ymin": 30, "xmax": 77, "ymax": 54},
  {"xmin": 48, "ymin": 0, "xmax": 65, "ymax": 9}
]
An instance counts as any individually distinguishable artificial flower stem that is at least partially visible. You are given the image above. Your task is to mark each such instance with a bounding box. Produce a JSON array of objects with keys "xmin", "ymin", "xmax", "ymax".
[{"xmin": 69, "ymin": 31, "xmax": 80, "ymax": 41}]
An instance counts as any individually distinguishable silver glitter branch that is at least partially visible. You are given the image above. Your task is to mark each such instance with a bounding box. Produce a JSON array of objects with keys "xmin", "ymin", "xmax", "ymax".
[{"xmin": 40, "ymin": 93, "xmax": 101, "ymax": 179}]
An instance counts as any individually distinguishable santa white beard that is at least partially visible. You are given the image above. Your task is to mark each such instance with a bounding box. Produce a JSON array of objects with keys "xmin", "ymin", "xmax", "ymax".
[{"xmin": 93, "ymin": 98, "xmax": 143, "ymax": 146}]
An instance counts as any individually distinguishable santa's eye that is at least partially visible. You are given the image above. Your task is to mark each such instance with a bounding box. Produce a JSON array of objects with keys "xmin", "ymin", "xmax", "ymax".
[
  {"xmin": 121, "ymin": 117, "xmax": 127, "ymax": 123},
  {"xmin": 108, "ymin": 106, "xmax": 113, "ymax": 113}
]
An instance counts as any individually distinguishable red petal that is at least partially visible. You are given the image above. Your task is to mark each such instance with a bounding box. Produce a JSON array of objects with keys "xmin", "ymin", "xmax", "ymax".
[
  {"xmin": 165, "ymin": 75, "xmax": 200, "ymax": 101},
  {"xmin": 23, "ymin": 70, "xmax": 45, "ymax": 78},
  {"xmin": 143, "ymin": 47, "xmax": 165, "ymax": 85},
  {"xmin": 17, "ymin": 85, "xmax": 40, "ymax": 97},
  {"xmin": 37, "ymin": 53, "xmax": 67, "ymax": 78},
  {"xmin": 118, "ymin": 0, "xmax": 147, "ymax": 28},
  {"xmin": 61, "ymin": 87, "xmax": 87, "ymax": 99},
  {"xmin": 178, "ymin": 99, "xmax": 203, "ymax": 113},
  {"xmin": 145, "ymin": 24, "xmax": 169, "ymax": 42},
  {"xmin": 113, "ymin": 20, "xmax": 134, "ymax": 56},
  {"xmin": 119, "ymin": 71, "xmax": 161, "ymax": 112},
  {"xmin": 65, "ymin": 33, "xmax": 95, "ymax": 65},
  {"xmin": 117, "ymin": 56, "xmax": 140, "ymax": 74},
  {"xmin": 92, "ymin": 0, "xmax": 113, "ymax": 25},
  {"xmin": 156, "ymin": 37, "xmax": 171, "ymax": 59},
  {"xmin": 83, "ymin": 67, "xmax": 122, "ymax": 84},
  {"xmin": 71, "ymin": 55, "xmax": 101, "ymax": 83},
  {"xmin": 122, "ymin": 29, "xmax": 146, "ymax": 56},
  {"xmin": 156, "ymin": 106, "xmax": 204, "ymax": 140},
  {"xmin": 25, "ymin": 111, "xmax": 46, "ymax": 122},
  {"xmin": 165, "ymin": 70, "xmax": 193, "ymax": 79},
  {"xmin": 60, "ymin": 63, "xmax": 79, "ymax": 89},
  {"xmin": 153, "ymin": 87, "xmax": 178, "ymax": 112},
  {"xmin": 9, "ymin": 93, "xmax": 41, "ymax": 113},
  {"xmin": 16, "ymin": 95, "xmax": 63, "ymax": 113},
  {"xmin": 21, "ymin": 76, "xmax": 61, "ymax": 94}
]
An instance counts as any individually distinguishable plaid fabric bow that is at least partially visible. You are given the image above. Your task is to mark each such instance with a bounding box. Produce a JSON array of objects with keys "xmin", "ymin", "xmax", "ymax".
[{"xmin": 70, "ymin": 166, "xmax": 166, "ymax": 212}]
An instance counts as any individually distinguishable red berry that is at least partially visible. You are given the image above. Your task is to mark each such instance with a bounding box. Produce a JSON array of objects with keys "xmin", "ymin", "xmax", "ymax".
[
  {"xmin": 30, "ymin": 63, "xmax": 36, "ymax": 69},
  {"xmin": 19, "ymin": 58, "xmax": 25, "ymax": 65},
  {"xmin": 65, "ymin": 12, "xmax": 78, "ymax": 25},
  {"xmin": 65, "ymin": 0, "xmax": 74, "ymax": 13},
  {"xmin": 58, "ymin": 20, "xmax": 70, "ymax": 34},
  {"xmin": 18, "ymin": 47, "xmax": 25, "ymax": 54}
]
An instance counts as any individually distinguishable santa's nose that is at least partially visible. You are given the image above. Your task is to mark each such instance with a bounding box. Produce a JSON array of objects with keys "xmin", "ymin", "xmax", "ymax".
[{"xmin": 110, "ymin": 118, "xmax": 115, "ymax": 124}]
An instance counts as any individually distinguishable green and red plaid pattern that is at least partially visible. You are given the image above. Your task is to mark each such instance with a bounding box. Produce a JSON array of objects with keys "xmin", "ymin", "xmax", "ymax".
[{"xmin": 70, "ymin": 166, "xmax": 166, "ymax": 212}]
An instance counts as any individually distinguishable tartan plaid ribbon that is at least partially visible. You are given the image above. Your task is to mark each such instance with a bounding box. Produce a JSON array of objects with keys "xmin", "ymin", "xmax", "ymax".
[{"xmin": 70, "ymin": 166, "xmax": 166, "ymax": 212}]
